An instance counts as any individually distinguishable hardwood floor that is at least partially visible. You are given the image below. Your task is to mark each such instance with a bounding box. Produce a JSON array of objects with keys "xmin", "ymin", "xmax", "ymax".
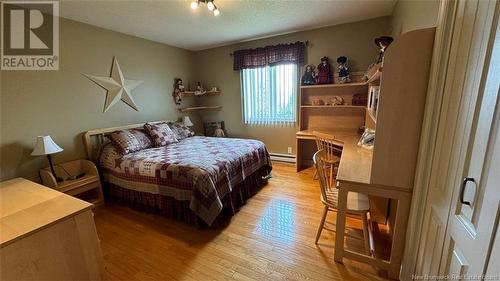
[{"xmin": 94, "ymin": 162, "xmax": 391, "ymax": 281}]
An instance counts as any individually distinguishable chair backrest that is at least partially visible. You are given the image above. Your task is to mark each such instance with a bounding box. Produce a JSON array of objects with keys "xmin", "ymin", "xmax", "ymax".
[
  {"xmin": 313, "ymin": 150, "xmax": 336, "ymax": 207},
  {"xmin": 313, "ymin": 131, "xmax": 343, "ymax": 163}
]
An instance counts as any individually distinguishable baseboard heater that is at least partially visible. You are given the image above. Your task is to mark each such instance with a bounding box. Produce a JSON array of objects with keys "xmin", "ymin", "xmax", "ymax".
[{"xmin": 269, "ymin": 153, "xmax": 296, "ymax": 163}]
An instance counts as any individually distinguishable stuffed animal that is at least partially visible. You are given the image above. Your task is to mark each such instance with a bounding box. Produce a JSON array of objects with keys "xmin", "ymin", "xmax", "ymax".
[
  {"xmin": 173, "ymin": 78, "xmax": 184, "ymax": 105},
  {"xmin": 301, "ymin": 65, "xmax": 316, "ymax": 85},
  {"xmin": 316, "ymin": 56, "xmax": 333, "ymax": 84},
  {"xmin": 336, "ymin": 56, "xmax": 351, "ymax": 84}
]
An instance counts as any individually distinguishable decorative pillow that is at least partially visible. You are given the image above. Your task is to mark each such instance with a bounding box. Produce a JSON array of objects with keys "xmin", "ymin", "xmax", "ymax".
[
  {"xmin": 168, "ymin": 122, "xmax": 195, "ymax": 140},
  {"xmin": 107, "ymin": 128, "xmax": 153, "ymax": 154},
  {"xmin": 144, "ymin": 122, "xmax": 179, "ymax": 147}
]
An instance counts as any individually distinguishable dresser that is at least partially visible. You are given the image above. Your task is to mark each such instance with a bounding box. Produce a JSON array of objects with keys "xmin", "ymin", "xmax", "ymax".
[{"xmin": 0, "ymin": 178, "xmax": 103, "ymax": 280}]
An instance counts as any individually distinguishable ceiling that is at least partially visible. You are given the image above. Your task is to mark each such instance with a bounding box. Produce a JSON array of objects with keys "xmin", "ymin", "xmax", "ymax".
[{"xmin": 59, "ymin": 0, "xmax": 397, "ymax": 51}]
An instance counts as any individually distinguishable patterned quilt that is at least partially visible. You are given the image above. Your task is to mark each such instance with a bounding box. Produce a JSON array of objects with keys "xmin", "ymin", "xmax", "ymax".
[{"xmin": 99, "ymin": 136, "xmax": 271, "ymax": 225}]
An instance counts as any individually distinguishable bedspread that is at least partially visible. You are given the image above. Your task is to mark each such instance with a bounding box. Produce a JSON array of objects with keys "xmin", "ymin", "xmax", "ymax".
[{"xmin": 99, "ymin": 136, "xmax": 271, "ymax": 225}]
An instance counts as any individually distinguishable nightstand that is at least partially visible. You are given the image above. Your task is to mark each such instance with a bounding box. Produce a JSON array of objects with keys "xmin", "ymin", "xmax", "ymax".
[{"xmin": 40, "ymin": 159, "xmax": 104, "ymax": 206}]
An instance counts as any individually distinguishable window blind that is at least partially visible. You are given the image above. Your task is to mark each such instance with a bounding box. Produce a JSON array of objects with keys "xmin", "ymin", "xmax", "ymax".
[{"xmin": 241, "ymin": 64, "xmax": 297, "ymax": 125}]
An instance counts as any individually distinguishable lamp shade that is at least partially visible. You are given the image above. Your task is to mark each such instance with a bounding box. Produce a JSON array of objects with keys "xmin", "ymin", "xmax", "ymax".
[
  {"xmin": 31, "ymin": 136, "xmax": 63, "ymax": 156},
  {"xmin": 182, "ymin": 116, "xmax": 194, "ymax": 127}
]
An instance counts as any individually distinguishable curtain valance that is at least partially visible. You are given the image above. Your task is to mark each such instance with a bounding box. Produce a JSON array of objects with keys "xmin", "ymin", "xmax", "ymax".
[{"xmin": 233, "ymin": 41, "xmax": 306, "ymax": 71}]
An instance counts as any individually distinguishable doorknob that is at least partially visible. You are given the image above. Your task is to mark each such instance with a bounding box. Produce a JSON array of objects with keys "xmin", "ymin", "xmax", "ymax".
[{"xmin": 460, "ymin": 177, "xmax": 475, "ymax": 206}]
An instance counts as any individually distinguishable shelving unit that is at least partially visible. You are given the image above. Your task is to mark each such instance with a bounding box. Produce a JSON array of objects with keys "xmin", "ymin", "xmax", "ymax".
[{"xmin": 297, "ymin": 73, "xmax": 368, "ymax": 147}]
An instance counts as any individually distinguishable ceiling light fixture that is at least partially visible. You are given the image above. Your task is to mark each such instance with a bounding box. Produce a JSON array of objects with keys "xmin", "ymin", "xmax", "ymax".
[{"xmin": 190, "ymin": 0, "xmax": 220, "ymax": 16}]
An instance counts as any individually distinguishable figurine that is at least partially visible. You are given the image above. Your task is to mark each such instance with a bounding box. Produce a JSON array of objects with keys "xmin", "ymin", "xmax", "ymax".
[
  {"xmin": 194, "ymin": 82, "xmax": 206, "ymax": 96},
  {"xmin": 331, "ymin": 96, "xmax": 344, "ymax": 106},
  {"xmin": 375, "ymin": 36, "xmax": 394, "ymax": 64},
  {"xmin": 336, "ymin": 56, "xmax": 351, "ymax": 84},
  {"xmin": 173, "ymin": 78, "xmax": 184, "ymax": 105},
  {"xmin": 316, "ymin": 56, "xmax": 333, "ymax": 84},
  {"xmin": 301, "ymin": 65, "xmax": 316, "ymax": 85}
]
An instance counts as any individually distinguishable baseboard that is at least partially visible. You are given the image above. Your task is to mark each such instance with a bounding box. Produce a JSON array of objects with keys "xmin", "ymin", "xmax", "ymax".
[{"xmin": 269, "ymin": 153, "xmax": 296, "ymax": 163}]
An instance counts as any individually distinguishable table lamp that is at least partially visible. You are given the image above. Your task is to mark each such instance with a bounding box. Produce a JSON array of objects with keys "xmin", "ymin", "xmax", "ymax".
[
  {"xmin": 183, "ymin": 116, "xmax": 194, "ymax": 127},
  {"xmin": 31, "ymin": 135, "xmax": 64, "ymax": 182}
]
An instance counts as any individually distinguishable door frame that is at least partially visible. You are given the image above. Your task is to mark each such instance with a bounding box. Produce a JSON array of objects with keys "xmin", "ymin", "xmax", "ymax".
[{"xmin": 401, "ymin": 0, "xmax": 500, "ymax": 279}]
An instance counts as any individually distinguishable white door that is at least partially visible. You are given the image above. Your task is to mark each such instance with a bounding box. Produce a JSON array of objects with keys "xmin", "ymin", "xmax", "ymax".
[{"xmin": 415, "ymin": 0, "xmax": 500, "ymax": 278}]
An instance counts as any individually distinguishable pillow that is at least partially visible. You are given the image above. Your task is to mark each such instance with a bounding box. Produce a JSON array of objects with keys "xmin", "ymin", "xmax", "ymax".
[
  {"xmin": 168, "ymin": 122, "xmax": 195, "ymax": 140},
  {"xmin": 108, "ymin": 128, "xmax": 153, "ymax": 154},
  {"xmin": 144, "ymin": 122, "xmax": 179, "ymax": 147}
]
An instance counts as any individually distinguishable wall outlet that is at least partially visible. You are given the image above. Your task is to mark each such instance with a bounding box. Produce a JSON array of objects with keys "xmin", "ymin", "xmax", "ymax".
[{"xmin": 287, "ymin": 147, "xmax": 292, "ymax": 154}]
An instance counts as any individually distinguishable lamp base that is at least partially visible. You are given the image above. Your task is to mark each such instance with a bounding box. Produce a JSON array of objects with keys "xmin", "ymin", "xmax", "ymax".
[{"xmin": 47, "ymin": 154, "xmax": 64, "ymax": 182}]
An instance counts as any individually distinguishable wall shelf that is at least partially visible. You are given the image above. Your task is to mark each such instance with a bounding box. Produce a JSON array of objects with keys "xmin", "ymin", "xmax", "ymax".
[
  {"xmin": 182, "ymin": 90, "xmax": 221, "ymax": 97},
  {"xmin": 178, "ymin": 106, "xmax": 223, "ymax": 112}
]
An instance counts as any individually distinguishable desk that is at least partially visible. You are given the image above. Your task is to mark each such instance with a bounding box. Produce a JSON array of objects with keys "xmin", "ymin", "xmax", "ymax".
[
  {"xmin": 296, "ymin": 129, "xmax": 411, "ymax": 279},
  {"xmin": 333, "ymin": 135, "xmax": 412, "ymax": 280}
]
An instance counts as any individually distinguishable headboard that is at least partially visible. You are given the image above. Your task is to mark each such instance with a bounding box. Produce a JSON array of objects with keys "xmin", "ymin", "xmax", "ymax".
[{"xmin": 82, "ymin": 120, "xmax": 170, "ymax": 162}]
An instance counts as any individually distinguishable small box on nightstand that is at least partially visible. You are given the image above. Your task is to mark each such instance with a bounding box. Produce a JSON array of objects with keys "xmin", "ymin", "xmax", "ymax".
[{"xmin": 40, "ymin": 159, "xmax": 104, "ymax": 206}]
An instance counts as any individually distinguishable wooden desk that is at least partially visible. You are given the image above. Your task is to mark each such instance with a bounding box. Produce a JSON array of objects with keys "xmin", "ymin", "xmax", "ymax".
[
  {"xmin": 335, "ymin": 164, "xmax": 412, "ymax": 280},
  {"xmin": 0, "ymin": 178, "xmax": 103, "ymax": 280},
  {"xmin": 297, "ymin": 129, "xmax": 410, "ymax": 279}
]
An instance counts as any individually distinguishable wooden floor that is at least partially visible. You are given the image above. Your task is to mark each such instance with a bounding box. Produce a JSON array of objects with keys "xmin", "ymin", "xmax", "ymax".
[{"xmin": 94, "ymin": 162, "xmax": 391, "ymax": 281}]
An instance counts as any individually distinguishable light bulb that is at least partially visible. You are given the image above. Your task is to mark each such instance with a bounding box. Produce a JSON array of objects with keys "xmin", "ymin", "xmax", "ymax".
[
  {"xmin": 207, "ymin": 1, "xmax": 215, "ymax": 11},
  {"xmin": 213, "ymin": 8, "xmax": 220, "ymax": 16},
  {"xmin": 190, "ymin": 1, "xmax": 198, "ymax": 9}
]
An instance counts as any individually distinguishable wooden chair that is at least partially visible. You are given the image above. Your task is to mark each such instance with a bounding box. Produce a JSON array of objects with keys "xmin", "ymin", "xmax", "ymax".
[
  {"xmin": 313, "ymin": 131, "xmax": 343, "ymax": 185},
  {"xmin": 313, "ymin": 150, "xmax": 372, "ymax": 255}
]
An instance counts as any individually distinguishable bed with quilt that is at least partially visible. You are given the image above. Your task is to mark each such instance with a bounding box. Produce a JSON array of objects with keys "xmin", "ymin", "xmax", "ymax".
[{"xmin": 94, "ymin": 121, "xmax": 272, "ymax": 227}]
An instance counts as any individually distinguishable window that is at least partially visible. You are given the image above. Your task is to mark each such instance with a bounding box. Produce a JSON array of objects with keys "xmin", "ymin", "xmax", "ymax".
[{"xmin": 241, "ymin": 63, "xmax": 297, "ymax": 125}]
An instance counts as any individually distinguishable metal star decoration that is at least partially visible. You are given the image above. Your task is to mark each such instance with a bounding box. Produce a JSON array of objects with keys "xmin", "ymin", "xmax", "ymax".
[{"xmin": 84, "ymin": 56, "xmax": 143, "ymax": 113}]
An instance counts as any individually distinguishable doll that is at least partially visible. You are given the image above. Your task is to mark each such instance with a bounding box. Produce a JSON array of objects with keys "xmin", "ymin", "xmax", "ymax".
[
  {"xmin": 375, "ymin": 36, "xmax": 394, "ymax": 64},
  {"xmin": 173, "ymin": 78, "xmax": 184, "ymax": 105},
  {"xmin": 301, "ymin": 65, "xmax": 316, "ymax": 85},
  {"xmin": 336, "ymin": 56, "xmax": 351, "ymax": 84},
  {"xmin": 316, "ymin": 56, "xmax": 333, "ymax": 84},
  {"xmin": 194, "ymin": 81, "xmax": 206, "ymax": 96}
]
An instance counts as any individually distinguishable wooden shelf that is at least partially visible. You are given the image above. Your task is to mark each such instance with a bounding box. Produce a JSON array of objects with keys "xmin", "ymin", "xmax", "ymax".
[
  {"xmin": 367, "ymin": 109, "xmax": 377, "ymax": 123},
  {"xmin": 182, "ymin": 91, "xmax": 221, "ymax": 97},
  {"xmin": 178, "ymin": 106, "xmax": 223, "ymax": 112},
  {"xmin": 301, "ymin": 105, "xmax": 365, "ymax": 109},
  {"xmin": 300, "ymin": 82, "xmax": 367, "ymax": 89},
  {"xmin": 366, "ymin": 70, "xmax": 382, "ymax": 84}
]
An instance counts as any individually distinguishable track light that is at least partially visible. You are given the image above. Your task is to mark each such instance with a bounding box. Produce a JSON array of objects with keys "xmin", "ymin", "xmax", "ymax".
[
  {"xmin": 207, "ymin": 1, "xmax": 215, "ymax": 11},
  {"xmin": 189, "ymin": 0, "xmax": 220, "ymax": 16}
]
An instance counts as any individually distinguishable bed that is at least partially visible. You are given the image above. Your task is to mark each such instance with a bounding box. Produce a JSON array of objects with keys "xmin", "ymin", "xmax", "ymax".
[{"xmin": 83, "ymin": 121, "xmax": 272, "ymax": 227}]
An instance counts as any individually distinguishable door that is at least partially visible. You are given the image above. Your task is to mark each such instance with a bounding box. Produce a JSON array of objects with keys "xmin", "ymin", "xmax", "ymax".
[{"xmin": 415, "ymin": 0, "xmax": 500, "ymax": 278}]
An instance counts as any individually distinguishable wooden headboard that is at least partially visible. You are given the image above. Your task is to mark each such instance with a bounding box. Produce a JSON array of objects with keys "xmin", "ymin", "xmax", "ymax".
[{"xmin": 82, "ymin": 120, "xmax": 170, "ymax": 162}]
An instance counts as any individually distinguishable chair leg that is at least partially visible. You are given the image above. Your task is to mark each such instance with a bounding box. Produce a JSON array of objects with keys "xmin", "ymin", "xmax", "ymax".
[
  {"xmin": 315, "ymin": 205, "xmax": 329, "ymax": 244},
  {"xmin": 361, "ymin": 212, "xmax": 370, "ymax": 255},
  {"xmin": 313, "ymin": 168, "xmax": 318, "ymax": 180},
  {"xmin": 329, "ymin": 163, "xmax": 334, "ymax": 186}
]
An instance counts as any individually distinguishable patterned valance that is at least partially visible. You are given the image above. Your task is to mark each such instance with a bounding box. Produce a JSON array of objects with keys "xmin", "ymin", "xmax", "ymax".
[{"xmin": 233, "ymin": 41, "xmax": 306, "ymax": 71}]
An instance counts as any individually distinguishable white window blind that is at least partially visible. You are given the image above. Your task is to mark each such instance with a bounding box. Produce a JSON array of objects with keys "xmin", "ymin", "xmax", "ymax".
[{"xmin": 241, "ymin": 64, "xmax": 297, "ymax": 125}]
